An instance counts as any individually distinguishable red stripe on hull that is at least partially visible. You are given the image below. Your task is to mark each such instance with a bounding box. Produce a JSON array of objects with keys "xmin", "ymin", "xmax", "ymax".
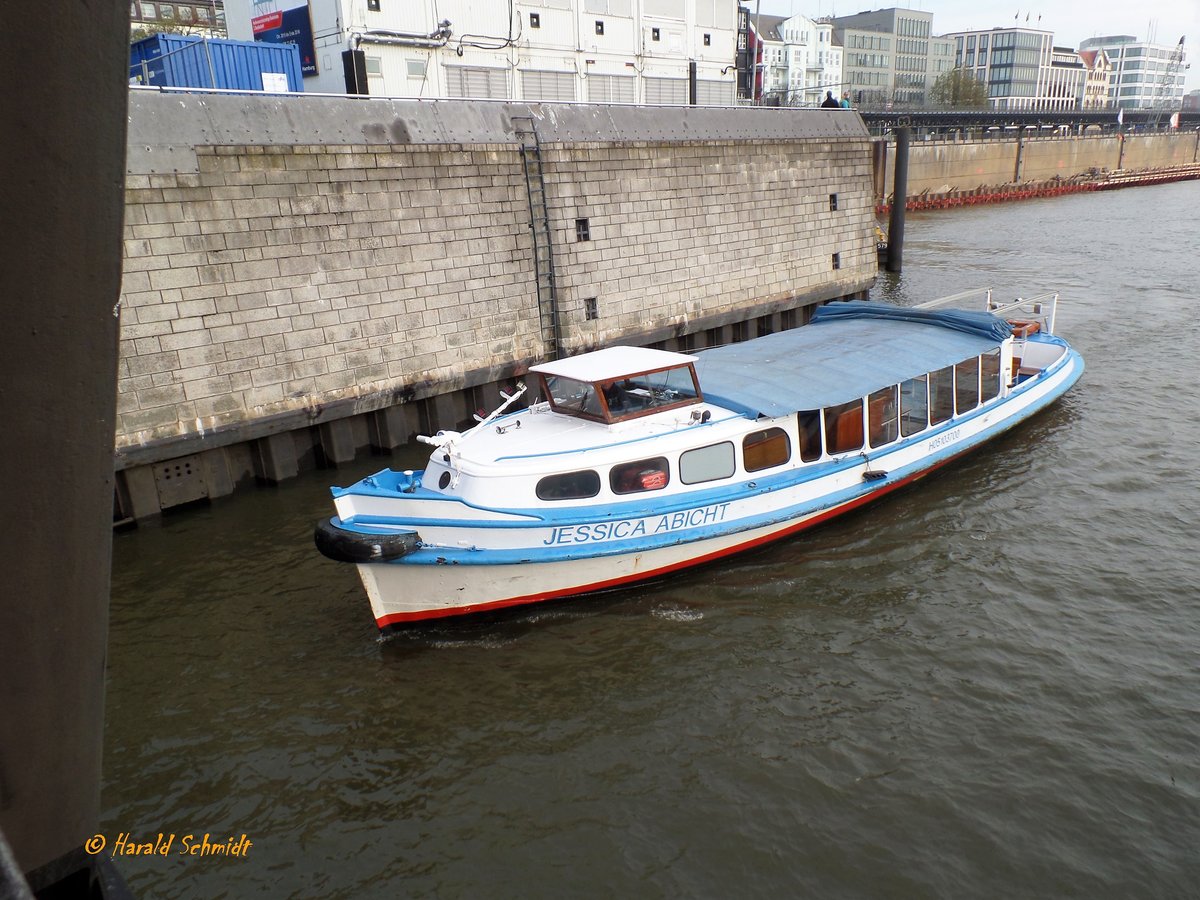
[{"xmin": 374, "ymin": 457, "xmax": 952, "ymax": 630}]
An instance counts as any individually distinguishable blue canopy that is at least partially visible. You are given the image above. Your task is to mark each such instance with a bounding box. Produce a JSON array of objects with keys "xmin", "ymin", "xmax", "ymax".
[{"xmin": 694, "ymin": 301, "xmax": 1010, "ymax": 417}]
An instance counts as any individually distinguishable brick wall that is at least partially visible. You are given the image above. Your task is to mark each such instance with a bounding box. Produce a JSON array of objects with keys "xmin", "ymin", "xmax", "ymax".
[{"xmin": 116, "ymin": 96, "xmax": 877, "ymax": 465}]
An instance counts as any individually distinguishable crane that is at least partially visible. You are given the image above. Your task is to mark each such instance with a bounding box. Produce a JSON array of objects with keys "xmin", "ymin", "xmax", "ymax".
[{"xmin": 1147, "ymin": 36, "xmax": 1186, "ymax": 129}]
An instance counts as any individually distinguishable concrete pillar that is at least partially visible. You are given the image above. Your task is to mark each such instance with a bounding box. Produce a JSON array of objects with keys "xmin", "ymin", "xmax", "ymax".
[
  {"xmin": 255, "ymin": 433, "xmax": 300, "ymax": 483},
  {"xmin": 0, "ymin": 0, "xmax": 127, "ymax": 893},
  {"xmin": 199, "ymin": 449, "xmax": 235, "ymax": 500},
  {"xmin": 121, "ymin": 465, "xmax": 164, "ymax": 521},
  {"xmin": 431, "ymin": 391, "xmax": 465, "ymax": 433},
  {"xmin": 871, "ymin": 139, "xmax": 888, "ymax": 206},
  {"xmin": 318, "ymin": 420, "xmax": 358, "ymax": 466},
  {"xmin": 370, "ymin": 405, "xmax": 414, "ymax": 451}
]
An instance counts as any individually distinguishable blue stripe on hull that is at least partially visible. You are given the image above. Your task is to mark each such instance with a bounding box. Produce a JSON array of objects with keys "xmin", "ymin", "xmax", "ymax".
[{"xmin": 356, "ymin": 348, "xmax": 1082, "ymax": 568}]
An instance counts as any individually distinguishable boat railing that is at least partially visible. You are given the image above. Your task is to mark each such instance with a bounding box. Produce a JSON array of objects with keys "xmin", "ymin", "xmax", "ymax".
[
  {"xmin": 986, "ymin": 291, "xmax": 1059, "ymax": 336},
  {"xmin": 914, "ymin": 287, "xmax": 994, "ymax": 312},
  {"xmin": 915, "ymin": 288, "xmax": 1059, "ymax": 336}
]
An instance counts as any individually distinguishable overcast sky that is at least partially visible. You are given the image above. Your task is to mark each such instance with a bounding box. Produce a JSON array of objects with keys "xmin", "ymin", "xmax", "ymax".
[{"xmin": 753, "ymin": 0, "xmax": 1198, "ymax": 91}]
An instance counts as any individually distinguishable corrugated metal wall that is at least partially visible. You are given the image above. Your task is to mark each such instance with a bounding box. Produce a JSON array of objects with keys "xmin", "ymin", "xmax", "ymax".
[{"xmin": 129, "ymin": 34, "xmax": 303, "ymax": 92}]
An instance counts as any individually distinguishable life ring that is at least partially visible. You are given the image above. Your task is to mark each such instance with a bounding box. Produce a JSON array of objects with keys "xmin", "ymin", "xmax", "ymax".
[{"xmin": 314, "ymin": 518, "xmax": 420, "ymax": 563}]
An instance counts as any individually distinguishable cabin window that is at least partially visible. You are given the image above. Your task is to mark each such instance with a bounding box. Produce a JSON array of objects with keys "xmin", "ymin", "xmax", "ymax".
[
  {"xmin": 541, "ymin": 374, "xmax": 605, "ymax": 420},
  {"xmin": 680, "ymin": 442, "xmax": 735, "ymax": 484},
  {"xmin": 797, "ymin": 410, "xmax": 822, "ymax": 461},
  {"xmin": 611, "ymin": 457, "xmax": 670, "ymax": 494},
  {"xmin": 900, "ymin": 375, "xmax": 928, "ymax": 436},
  {"xmin": 929, "ymin": 366, "xmax": 955, "ymax": 425},
  {"xmin": 868, "ymin": 385, "xmax": 899, "ymax": 447},
  {"xmin": 955, "ymin": 356, "xmax": 980, "ymax": 414},
  {"xmin": 980, "ymin": 349, "xmax": 1001, "ymax": 402},
  {"xmin": 743, "ymin": 427, "xmax": 791, "ymax": 472},
  {"xmin": 539, "ymin": 363, "xmax": 701, "ymax": 424},
  {"xmin": 824, "ymin": 400, "xmax": 864, "ymax": 455},
  {"xmin": 536, "ymin": 470, "xmax": 601, "ymax": 501},
  {"xmin": 623, "ymin": 366, "xmax": 700, "ymax": 408}
]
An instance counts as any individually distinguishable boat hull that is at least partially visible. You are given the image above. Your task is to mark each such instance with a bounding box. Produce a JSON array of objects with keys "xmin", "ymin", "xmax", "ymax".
[
  {"xmin": 363, "ymin": 463, "xmax": 931, "ymax": 630},
  {"xmin": 356, "ymin": 346, "xmax": 1083, "ymax": 630}
]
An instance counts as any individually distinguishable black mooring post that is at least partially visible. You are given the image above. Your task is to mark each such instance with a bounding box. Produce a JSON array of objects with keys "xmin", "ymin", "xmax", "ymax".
[
  {"xmin": 886, "ymin": 125, "xmax": 910, "ymax": 273},
  {"xmin": 689, "ymin": 59, "xmax": 698, "ymax": 105}
]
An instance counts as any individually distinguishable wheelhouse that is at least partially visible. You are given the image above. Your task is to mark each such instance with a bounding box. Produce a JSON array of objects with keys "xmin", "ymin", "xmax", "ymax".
[{"xmin": 529, "ymin": 346, "xmax": 703, "ymax": 425}]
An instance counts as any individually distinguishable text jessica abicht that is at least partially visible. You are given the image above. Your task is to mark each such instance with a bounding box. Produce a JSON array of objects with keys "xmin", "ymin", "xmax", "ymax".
[{"xmin": 85, "ymin": 832, "xmax": 253, "ymax": 858}]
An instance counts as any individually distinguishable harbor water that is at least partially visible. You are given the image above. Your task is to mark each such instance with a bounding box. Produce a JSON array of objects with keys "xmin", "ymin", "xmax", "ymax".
[{"xmin": 103, "ymin": 181, "xmax": 1200, "ymax": 898}]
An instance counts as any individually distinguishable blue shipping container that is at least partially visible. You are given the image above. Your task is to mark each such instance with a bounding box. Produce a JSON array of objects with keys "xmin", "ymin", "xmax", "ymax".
[{"xmin": 130, "ymin": 34, "xmax": 303, "ymax": 92}]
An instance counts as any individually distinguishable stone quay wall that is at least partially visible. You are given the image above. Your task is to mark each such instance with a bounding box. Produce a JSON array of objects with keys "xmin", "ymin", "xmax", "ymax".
[
  {"xmin": 115, "ymin": 92, "xmax": 877, "ymax": 518},
  {"xmin": 881, "ymin": 131, "xmax": 1200, "ymax": 198}
]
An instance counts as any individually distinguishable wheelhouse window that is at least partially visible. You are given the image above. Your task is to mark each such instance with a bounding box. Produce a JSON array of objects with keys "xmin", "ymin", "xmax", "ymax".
[
  {"xmin": 536, "ymin": 470, "xmax": 601, "ymax": 501},
  {"xmin": 980, "ymin": 349, "xmax": 1002, "ymax": 402},
  {"xmin": 868, "ymin": 385, "xmax": 899, "ymax": 447},
  {"xmin": 900, "ymin": 375, "xmax": 928, "ymax": 436},
  {"xmin": 680, "ymin": 442, "xmax": 735, "ymax": 484},
  {"xmin": 537, "ymin": 362, "xmax": 701, "ymax": 425},
  {"xmin": 743, "ymin": 427, "xmax": 791, "ymax": 472},
  {"xmin": 797, "ymin": 410, "xmax": 822, "ymax": 461},
  {"xmin": 955, "ymin": 356, "xmax": 980, "ymax": 414},
  {"xmin": 611, "ymin": 457, "xmax": 670, "ymax": 494},
  {"xmin": 824, "ymin": 400, "xmax": 864, "ymax": 455},
  {"xmin": 929, "ymin": 366, "xmax": 955, "ymax": 425},
  {"xmin": 541, "ymin": 374, "xmax": 607, "ymax": 420}
]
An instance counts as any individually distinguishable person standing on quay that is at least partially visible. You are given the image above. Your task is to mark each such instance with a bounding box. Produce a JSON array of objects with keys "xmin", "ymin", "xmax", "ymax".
[
  {"xmin": 840, "ymin": 91, "xmax": 852, "ymax": 108},
  {"xmin": 821, "ymin": 91, "xmax": 839, "ymax": 108}
]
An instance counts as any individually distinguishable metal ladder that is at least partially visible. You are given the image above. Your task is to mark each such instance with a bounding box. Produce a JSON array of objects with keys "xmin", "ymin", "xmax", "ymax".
[{"xmin": 512, "ymin": 116, "xmax": 562, "ymax": 360}]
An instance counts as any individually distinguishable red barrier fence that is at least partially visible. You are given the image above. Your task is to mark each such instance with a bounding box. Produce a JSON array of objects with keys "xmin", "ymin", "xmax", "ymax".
[{"xmin": 875, "ymin": 164, "xmax": 1200, "ymax": 215}]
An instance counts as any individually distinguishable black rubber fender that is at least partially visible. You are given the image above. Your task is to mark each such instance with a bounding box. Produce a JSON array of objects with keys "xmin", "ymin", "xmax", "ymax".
[{"xmin": 314, "ymin": 518, "xmax": 420, "ymax": 563}]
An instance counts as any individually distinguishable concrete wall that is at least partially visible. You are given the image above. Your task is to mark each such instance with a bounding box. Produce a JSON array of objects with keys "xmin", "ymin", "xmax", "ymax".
[
  {"xmin": 1, "ymin": 0, "xmax": 124, "ymax": 892},
  {"xmin": 116, "ymin": 92, "xmax": 877, "ymax": 516},
  {"xmin": 882, "ymin": 131, "xmax": 1200, "ymax": 198}
]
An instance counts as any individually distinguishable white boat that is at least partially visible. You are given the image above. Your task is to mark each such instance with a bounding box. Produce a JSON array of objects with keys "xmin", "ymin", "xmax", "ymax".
[{"xmin": 316, "ymin": 296, "xmax": 1083, "ymax": 632}]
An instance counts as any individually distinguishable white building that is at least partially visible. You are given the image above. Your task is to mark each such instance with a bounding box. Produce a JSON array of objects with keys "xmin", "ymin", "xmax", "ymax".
[
  {"xmin": 944, "ymin": 26, "xmax": 1062, "ymax": 110},
  {"xmin": 1076, "ymin": 48, "xmax": 1113, "ymax": 109},
  {"xmin": 223, "ymin": 0, "xmax": 739, "ymax": 105},
  {"xmin": 1078, "ymin": 35, "xmax": 1187, "ymax": 110},
  {"xmin": 747, "ymin": 12, "xmax": 841, "ymax": 106},
  {"xmin": 779, "ymin": 14, "xmax": 842, "ymax": 106},
  {"xmin": 1045, "ymin": 46, "xmax": 1085, "ymax": 110}
]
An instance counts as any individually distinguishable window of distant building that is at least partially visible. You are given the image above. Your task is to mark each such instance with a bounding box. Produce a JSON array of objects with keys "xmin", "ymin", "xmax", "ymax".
[{"xmin": 530, "ymin": 12, "xmax": 540, "ymax": 27}]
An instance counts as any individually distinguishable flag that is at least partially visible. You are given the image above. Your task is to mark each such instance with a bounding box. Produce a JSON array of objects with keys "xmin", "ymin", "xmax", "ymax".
[
  {"xmin": 1117, "ymin": 108, "xmax": 1124, "ymax": 125},
  {"xmin": 1170, "ymin": 112, "xmax": 1180, "ymax": 129}
]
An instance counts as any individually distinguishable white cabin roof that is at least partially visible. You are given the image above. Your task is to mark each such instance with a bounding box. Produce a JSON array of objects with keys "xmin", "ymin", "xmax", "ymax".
[{"xmin": 529, "ymin": 346, "xmax": 698, "ymax": 382}]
